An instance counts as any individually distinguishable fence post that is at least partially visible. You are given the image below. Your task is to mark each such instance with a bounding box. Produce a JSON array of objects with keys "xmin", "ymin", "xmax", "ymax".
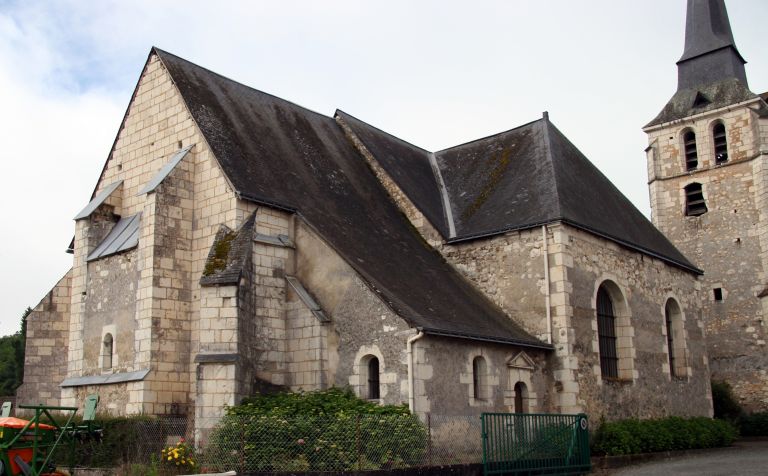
[
  {"xmin": 356, "ymin": 414, "xmax": 362, "ymax": 470},
  {"xmin": 427, "ymin": 413, "xmax": 433, "ymax": 466},
  {"xmin": 239, "ymin": 416, "xmax": 245, "ymax": 474}
]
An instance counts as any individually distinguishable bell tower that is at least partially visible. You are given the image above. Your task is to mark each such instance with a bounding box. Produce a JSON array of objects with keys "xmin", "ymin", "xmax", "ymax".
[{"xmin": 644, "ymin": 0, "xmax": 768, "ymax": 411}]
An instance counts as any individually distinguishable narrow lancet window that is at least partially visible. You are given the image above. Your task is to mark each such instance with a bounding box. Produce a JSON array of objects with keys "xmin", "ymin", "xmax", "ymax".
[{"xmin": 102, "ymin": 333, "xmax": 114, "ymax": 371}]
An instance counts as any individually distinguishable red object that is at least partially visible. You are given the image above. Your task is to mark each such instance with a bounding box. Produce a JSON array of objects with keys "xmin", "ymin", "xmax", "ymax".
[
  {"xmin": 0, "ymin": 417, "xmax": 56, "ymax": 430},
  {"xmin": 6, "ymin": 448, "xmax": 32, "ymax": 475}
]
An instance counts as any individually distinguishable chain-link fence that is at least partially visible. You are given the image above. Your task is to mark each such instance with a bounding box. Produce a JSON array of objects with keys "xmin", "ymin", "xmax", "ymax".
[
  {"xmin": 60, "ymin": 413, "xmax": 484, "ymax": 473},
  {"xmin": 197, "ymin": 413, "xmax": 483, "ymax": 473}
]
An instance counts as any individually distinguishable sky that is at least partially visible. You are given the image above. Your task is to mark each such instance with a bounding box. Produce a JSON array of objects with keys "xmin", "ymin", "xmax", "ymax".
[{"xmin": 0, "ymin": 0, "xmax": 766, "ymax": 337}]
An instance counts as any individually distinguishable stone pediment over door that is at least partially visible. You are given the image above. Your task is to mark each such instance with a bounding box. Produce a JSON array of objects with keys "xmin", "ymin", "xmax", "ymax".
[{"xmin": 506, "ymin": 351, "xmax": 535, "ymax": 371}]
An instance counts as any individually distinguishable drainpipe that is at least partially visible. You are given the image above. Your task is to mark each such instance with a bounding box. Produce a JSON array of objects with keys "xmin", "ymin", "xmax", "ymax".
[
  {"xmin": 407, "ymin": 331, "xmax": 425, "ymax": 413},
  {"xmin": 542, "ymin": 225, "xmax": 552, "ymax": 345}
]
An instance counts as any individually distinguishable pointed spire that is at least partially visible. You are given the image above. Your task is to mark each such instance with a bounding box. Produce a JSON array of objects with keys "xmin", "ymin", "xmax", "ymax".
[{"xmin": 676, "ymin": 0, "xmax": 747, "ymax": 91}]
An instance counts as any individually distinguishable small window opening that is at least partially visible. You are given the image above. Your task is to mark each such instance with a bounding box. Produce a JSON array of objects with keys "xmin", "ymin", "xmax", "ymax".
[
  {"xmin": 713, "ymin": 123, "xmax": 728, "ymax": 164},
  {"xmin": 684, "ymin": 131, "xmax": 698, "ymax": 171},
  {"xmin": 685, "ymin": 183, "xmax": 707, "ymax": 216},
  {"xmin": 367, "ymin": 357, "xmax": 380, "ymax": 399},
  {"xmin": 102, "ymin": 333, "xmax": 113, "ymax": 371},
  {"xmin": 472, "ymin": 356, "xmax": 488, "ymax": 400},
  {"xmin": 596, "ymin": 286, "xmax": 618, "ymax": 379},
  {"xmin": 665, "ymin": 303, "xmax": 676, "ymax": 377},
  {"xmin": 714, "ymin": 288, "xmax": 723, "ymax": 301}
]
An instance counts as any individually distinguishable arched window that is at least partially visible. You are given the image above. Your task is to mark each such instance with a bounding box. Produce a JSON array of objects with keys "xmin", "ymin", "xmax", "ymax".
[
  {"xmin": 665, "ymin": 299, "xmax": 686, "ymax": 378},
  {"xmin": 102, "ymin": 333, "xmax": 113, "ymax": 371},
  {"xmin": 684, "ymin": 183, "xmax": 707, "ymax": 216},
  {"xmin": 367, "ymin": 357, "xmax": 380, "ymax": 399},
  {"xmin": 596, "ymin": 286, "xmax": 618, "ymax": 379},
  {"xmin": 513, "ymin": 382, "xmax": 528, "ymax": 413},
  {"xmin": 683, "ymin": 130, "xmax": 698, "ymax": 171},
  {"xmin": 713, "ymin": 122, "xmax": 728, "ymax": 164},
  {"xmin": 472, "ymin": 356, "xmax": 488, "ymax": 400}
]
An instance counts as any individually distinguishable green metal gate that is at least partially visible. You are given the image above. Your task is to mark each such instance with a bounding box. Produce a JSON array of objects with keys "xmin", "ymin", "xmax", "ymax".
[{"xmin": 481, "ymin": 413, "xmax": 590, "ymax": 475}]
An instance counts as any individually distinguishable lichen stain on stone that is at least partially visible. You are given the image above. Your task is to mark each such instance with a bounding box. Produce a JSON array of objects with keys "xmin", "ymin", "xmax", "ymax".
[
  {"xmin": 203, "ymin": 231, "xmax": 237, "ymax": 276},
  {"xmin": 462, "ymin": 147, "xmax": 513, "ymax": 220}
]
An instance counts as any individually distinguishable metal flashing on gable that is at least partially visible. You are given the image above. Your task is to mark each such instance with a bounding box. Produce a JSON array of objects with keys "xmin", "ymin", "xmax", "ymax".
[
  {"xmin": 254, "ymin": 233, "xmax": 295, "ymax": 248},
  {"xmin": 60, "ymin": 368, "xmax": 150, "ymax": 387},
  {"xmin": 137, "ymin": 145, "xmax": 193, "ymax": 195},
  {"xmin": 74, "ymin": 181, "xmax": 123, "ymax": 220},
  {"xmin": 87, "ymin": 213, "xmax": 142, "ymax": 261},
  {"xmin": 285, "ymin": 276, "xmax": 331, "ymax": 323}
]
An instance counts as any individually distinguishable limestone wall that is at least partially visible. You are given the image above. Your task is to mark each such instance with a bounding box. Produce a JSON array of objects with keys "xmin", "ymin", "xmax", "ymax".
[
  {"xmin": 566, "ymin": 227, "xmax": 711, "ymax": 419},
  {"xmin": 17, "ymin": 271, "xmax": 72, "ymax": 406},
  {"xmin": 58, "ymin": 52, "xmax": 240, "ymax": 415},
  {"xmin": 294, "ymin": 220, "xmax": 413, "ymax": 406},
  {"xmin": 82, "ymin": 249, "xmax": 138, "ymax": 374},
  {"xmin": 417, "ymin": 336, "xmax": 550, "ymax": 416}
]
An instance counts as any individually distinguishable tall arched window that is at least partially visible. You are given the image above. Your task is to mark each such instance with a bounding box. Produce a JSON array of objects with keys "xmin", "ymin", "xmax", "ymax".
[
  {"xmin": 472, "ymin": 356, "xmax": 488, "ymax": 400},
  {"xmin": 683, "ymin": 130, "xmax": 698, "ymax": 171},
  {"xmin": 513, "ymin": 382, "xmax": 528, "ymax": 413},
  {"xmin": 665, "ymin": 299, "xmax": 686, "ymax": 378},
  {"xmin": 596, "ymin": 286, "xmax": 618, "ymax": 379},
  {"xmin": 102, "ymin": 333, "xmax": 113, "ymax": 371},
  {"xmin": 684, "ymin": 183, "xmax": 707, "ymax": 216},
  {"xmin": 367, "ymin": 357, "xmax": 380, "ymax": 399},
  {"xmin": 713, "ymin": 122, "xmax": 728, "ymax": 164}
]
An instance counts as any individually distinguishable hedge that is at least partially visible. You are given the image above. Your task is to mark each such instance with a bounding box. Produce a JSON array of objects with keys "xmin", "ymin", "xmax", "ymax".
[
  {"xmin": 739, "ymin": 412, "xmax": 768, "ymax": 437},
  {"xmin": 205, "ymin": 388, "xmax": 428, "ymax": 472},
  {"xmin": 591, "ymin": 416, "xmax": 737, "ymax": 456}
]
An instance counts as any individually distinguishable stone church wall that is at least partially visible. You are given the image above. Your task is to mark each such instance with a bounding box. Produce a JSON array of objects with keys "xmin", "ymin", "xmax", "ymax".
[
  {"xmin": 566, "ymin": 227, "xmax": 711, "ymax": 419},
  {"xmin": 17, "ymin": 271, "xmax": 72, "ymax": 407}
]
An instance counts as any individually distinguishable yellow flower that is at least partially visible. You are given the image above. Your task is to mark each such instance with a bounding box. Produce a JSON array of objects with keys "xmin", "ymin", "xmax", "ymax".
[{"xmin": 167, "ymin": 456, "xmax": 172, "ymax": 461}]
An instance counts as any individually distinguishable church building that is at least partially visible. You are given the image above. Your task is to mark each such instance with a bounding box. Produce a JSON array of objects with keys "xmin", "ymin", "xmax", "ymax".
[{"xmin": 19, "ymin": 1, "xmax": 723, "ymax": 440}]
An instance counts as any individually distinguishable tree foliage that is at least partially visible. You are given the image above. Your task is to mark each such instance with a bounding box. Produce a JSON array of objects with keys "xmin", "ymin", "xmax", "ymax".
[{"xmin": 0, "ymin": 307, "xmax": 30, "ymax": 395}]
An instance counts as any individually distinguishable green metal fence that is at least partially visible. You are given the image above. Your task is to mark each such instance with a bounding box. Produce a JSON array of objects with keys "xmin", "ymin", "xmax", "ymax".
[{"xmin": 481, "ymin": 412, "xmax": 590, "ymax": 476}]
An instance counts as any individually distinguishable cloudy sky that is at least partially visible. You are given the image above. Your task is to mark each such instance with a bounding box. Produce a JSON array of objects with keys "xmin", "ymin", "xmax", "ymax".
[{"xmin": 0, "ymin": 0, "xmax": 766, "ymax": 336}]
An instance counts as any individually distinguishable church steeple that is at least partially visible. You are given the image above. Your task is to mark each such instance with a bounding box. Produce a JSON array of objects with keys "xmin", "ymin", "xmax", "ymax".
[{"xmin": 676, "ymin": 0, "xmax": 748, "ymax": 91}]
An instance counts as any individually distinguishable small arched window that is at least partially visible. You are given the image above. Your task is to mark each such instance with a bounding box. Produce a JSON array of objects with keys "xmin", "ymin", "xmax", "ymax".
[
  {"xmin": 513, "ymin": 382, "xmax": 528, "ymax": 413},
  {"xmin": 683, "ymin": 130, "xmax": 698, "ymax": 171},
  {"xmin": 684, "ymin": 183, "xmax": 707, "ymax": 216},
  {"xmin": 472, "ymin": 356, "xmax": 488, "ymax": 400},
  {"xmin": 713, "ymin": 122, "xmax": 728, "ymax": 164},
  {"xmin": 102, "ymin": 333, "xmax": 113, "ymax": 370},
  {"xmin": 367, "ymin": 357, "xmax": 380, "ymax": 399},
  {"xmin": 596, "ymin": 286, "xmax": 618, "ymax": 379}
]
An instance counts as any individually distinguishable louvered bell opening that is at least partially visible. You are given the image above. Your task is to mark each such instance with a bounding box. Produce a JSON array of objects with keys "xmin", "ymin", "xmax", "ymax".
[
  {"xmin": 685, "ymin": 184, "xmax": 707, "ymax": 216},
  {"xmin": 714, "ymin": 124, "xmax": 728, "ymax": 164},
  {"xmin": 684, "ymin": 131, "xmax": 698, "ymax": 171}
]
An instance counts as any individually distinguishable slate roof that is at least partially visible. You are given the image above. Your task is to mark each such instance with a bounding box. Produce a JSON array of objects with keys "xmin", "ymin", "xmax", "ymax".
[
  {"xmin": 646, "ymin": 78, "xmax": 757, "ymax": 127},
  {"xmin": 155, "ymin": 48, "xmax": 547, "ymax": 349},
  {"xmin": 342, "ymin": 111, "xmax": 700, "ymax": 273},
  {"xmin": 647, "ymin": 0, "xmax": 754, "ymax": 127}
]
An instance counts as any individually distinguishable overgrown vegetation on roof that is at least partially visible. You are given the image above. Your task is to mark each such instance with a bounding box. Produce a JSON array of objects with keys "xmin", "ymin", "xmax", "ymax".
[{"xmin": 202, "ymin": 231, "xmax": 236, "ymax": 276}]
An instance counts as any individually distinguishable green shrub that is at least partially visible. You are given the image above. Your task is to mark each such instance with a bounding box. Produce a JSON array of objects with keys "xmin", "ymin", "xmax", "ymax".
[
  {"xmin": 739, "ymin": 412, "xmax": 768, "ymax": 436},
  {"xmin": 592, "ymin": 416, "xmax": 737, "ymax": 456},
  {"xmin": 205, "ymin": 388, "xmax": 427, "ymax": 472}
]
